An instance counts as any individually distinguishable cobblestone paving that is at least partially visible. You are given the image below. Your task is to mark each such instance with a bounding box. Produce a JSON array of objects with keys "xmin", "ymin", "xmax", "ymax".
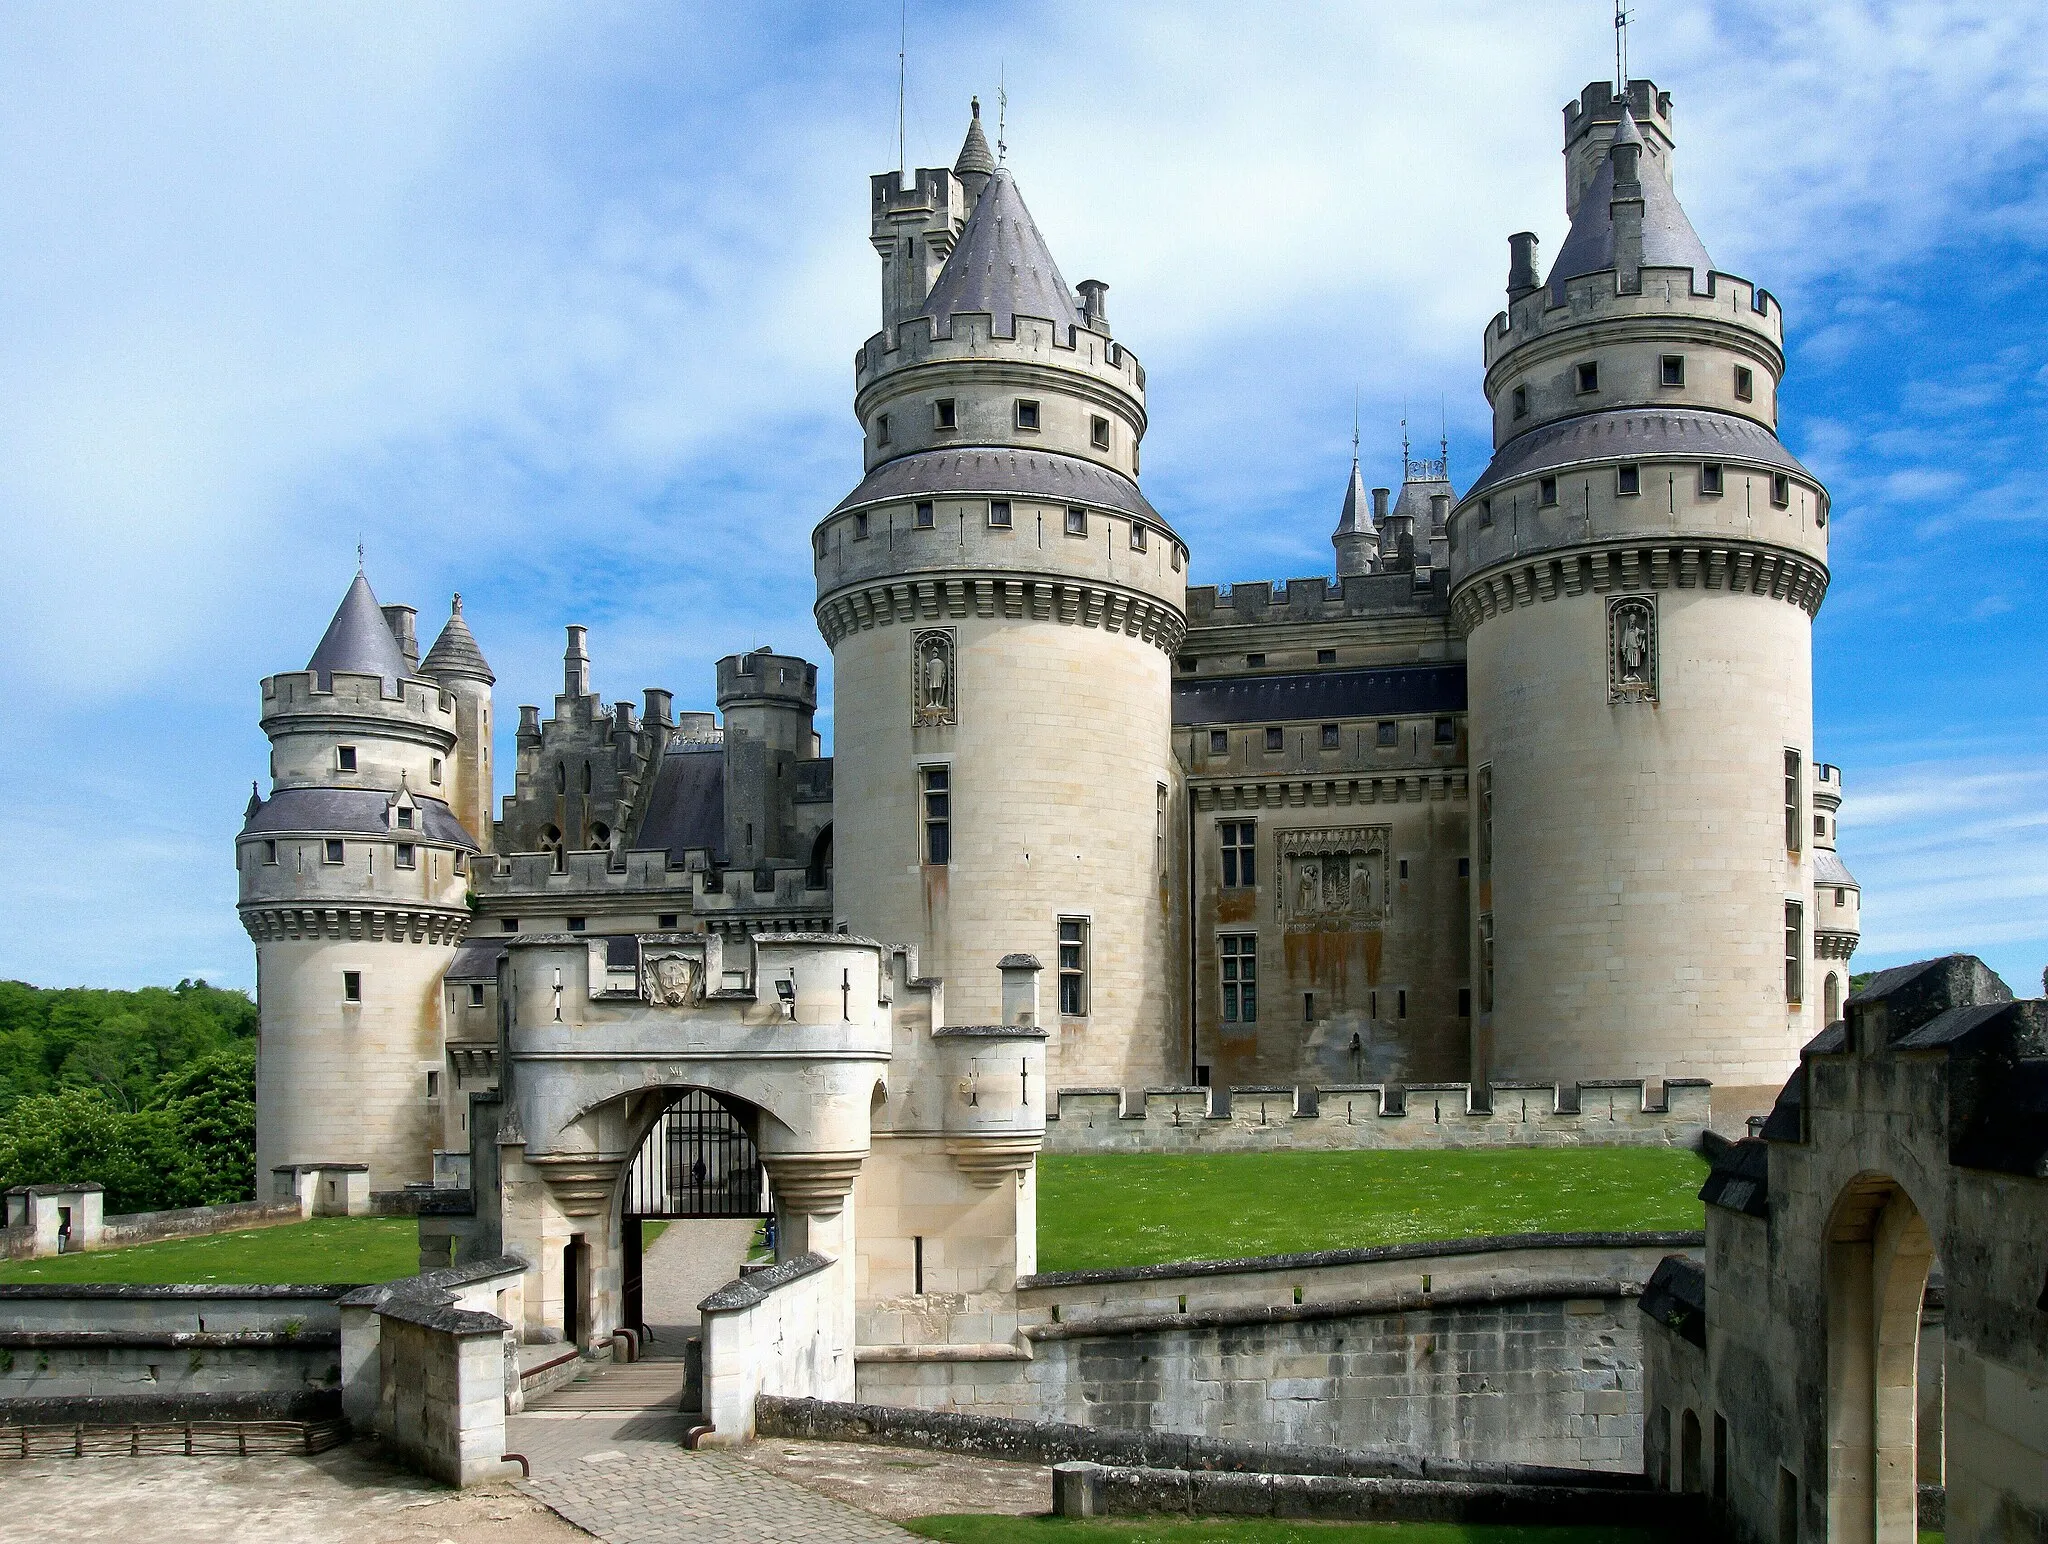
[{"xmin": 510, "ymin": 1411, "xmax": 918, "ymax": 1543}]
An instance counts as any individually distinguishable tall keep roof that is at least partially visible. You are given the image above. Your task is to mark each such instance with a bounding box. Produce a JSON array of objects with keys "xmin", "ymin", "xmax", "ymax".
[
  {"xmin": 1545, "ymin": 105, "xmax": 1713, "ymax": 297},
  {"xmin": 422, "ymin": 594, "xmax": 494, "ymax": 684},
  {"xmin": 919, "ymin": 167, "xmax": 1081, "ymax": 335},
  {"xmin": 307, "ymin": 571, "xmax": 411, "ymax": 694}
]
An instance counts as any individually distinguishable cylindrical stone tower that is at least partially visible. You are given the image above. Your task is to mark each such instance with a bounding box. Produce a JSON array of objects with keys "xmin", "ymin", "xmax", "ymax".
[
  {"xmin": 1449, "ymin": 81, "xmax": 1831, "ymax": 1102},
  {"xmin": 420, "ymin": 593, "xmax": 496, "ymax": 856},
  {"xmin": 816, "ymin": 111, "xmax": 1187, "ymax": 1087},
  {"xmin": 241, "ymin": 571, "xmax": 479, "ymax": 1190}
]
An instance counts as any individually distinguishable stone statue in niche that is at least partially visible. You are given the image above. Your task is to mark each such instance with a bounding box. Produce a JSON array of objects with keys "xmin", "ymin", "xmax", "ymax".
[
  {"xmin": 1280, "ymin": 826, "xmax": 1392, "ymax": 925},
  {"xmin": 1326, "ymin": 856, "xmax": 1350, "ymax": 909},
  {"xmin": 642, "ymin": 954, "xmax": 701, "ymax": 1007},
  {"xmin": 1608, "ymin": 595, "xmax": 1658, "ymax": 703},
  {"xmin": 1297, "ymin": 860, "xmax": 1322, "ymax": 915},
  {"xmin": 913, "ymin": 628, "xmax": 957, "ymax": 727},
  {"xmin": 1350, "ymin": 853, "xmax": 1376, "ymax": 912}
]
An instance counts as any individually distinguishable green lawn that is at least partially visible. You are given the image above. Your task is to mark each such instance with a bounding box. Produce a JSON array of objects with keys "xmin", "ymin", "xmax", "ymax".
[
  {"xmin": 0, "ymin": 1218, "xmax": 418, "ymax": 1285},
  {"xmin": 906, "ymin": 1519, "xmax": 1671, "ymax": 1543},
  {"xmin": 1036, "ymin": 1148, "xmax": 1708, "ymax": 1273}
]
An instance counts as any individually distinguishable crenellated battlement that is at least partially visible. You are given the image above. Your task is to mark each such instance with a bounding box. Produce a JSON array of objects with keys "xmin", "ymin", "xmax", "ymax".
[
  {"xmin": 856, "ymin": 307, "xmax": 1144, "ymax": 399},
  {"xmin": 1182, "ymin": 571, "xmax": 1449, "ymax": 630},
  {"xmin": 261, "ymin": 668, "xmax": 459, "ymax": 738},
  {"xmin": 1044, "ymin": 1078, "xmax": 1710, "ymax": 1154},
  {"xmin": 1484, "ymin": 264, "xmax": 1782, "ymax": 374}
]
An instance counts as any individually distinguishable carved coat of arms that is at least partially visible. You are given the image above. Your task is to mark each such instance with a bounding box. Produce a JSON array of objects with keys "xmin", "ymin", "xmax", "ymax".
[{"xmin": 642, "ymin": 954, "xmax": 701, "ymax": 1007}]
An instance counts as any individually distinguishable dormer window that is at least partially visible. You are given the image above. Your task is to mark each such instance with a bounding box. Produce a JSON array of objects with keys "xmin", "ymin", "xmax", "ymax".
[
  {"xmin": 396, "ymin": 807, "xmax": 414, "ymax": 829},
  {"xmin": 914, "ymin": 500, "xmax": 934, "ymax": 528},
  {"xmin": 1014, "ymin": 399, "xmax": 1040, "ymax": 431},
  {"xmin": 1091, "ymin": 415, "xmax": 1111, "ymax": 451},
  {"xmin": 1660, "ymin": 355, "xmax": 1685, "ymax": 387},
  {"xmin": 988, "ymin": 500, "xmax": 1013, "ymax": 529},
  {"xmin": 337, "ymin": 746, "xmax": 357, "ymax": 773},
  {"xmin": 874, "ymin": 413, "xmax": 891, "ymax": 446},
  {"xmin": 1511, "ymin": 386, "xmax": 1528, "ymax": 419},
  {"xmin": 1575, "ymin": 361, "xmax": 1599, "ymax": 394},
  {"xmin": 934, "ymin": 398, "xmax": 957, "ymax": 430},
  {"xmin": 1617, "ymin": 464, "xmax": 1641, "ymax": 497},
  {"xmin": 1734, "ymin": 365, "xmax": 1755, "ymax": 401},
  {"xmin": 1701, "ymin": 463, "xmax": 1725, "ymax": 496}
]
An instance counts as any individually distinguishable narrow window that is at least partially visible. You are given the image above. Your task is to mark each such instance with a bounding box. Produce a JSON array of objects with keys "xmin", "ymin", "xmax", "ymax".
[
  {"xmin": 452, "ymin": 852, "xmax": 465, "ymax": 873},
  {"xmin": 555, "ymin": 764, "xmax": 565, "ymax": 793},
  {"xmin": 854, "ymin": 511, "xmax": 870, "ymax": 540},
  {"xmin": 1772, "ymin": 473, "xmax": 1791, "ymax": 508},
  {"xmin": 262, "ymin": 840, "xmax": 278, "ymax": 865},
  {"xmin": 1511, "ymin": 385, "xmax": 1528, "ymax": 419},
  {"xmin": 430, "ymin": 757, "xmax": 443, "ymax": 785},
  {"xmin": 1660, "ymin": 354, "xmax": 1685, "ymax": 387},
  {"xmin": 1701, "ymin": 463, "xmax": 1724, "ymax": 495},
  {"xmin": 468, "ymin": 983, "xmax": 485, "ymax": 1008},
  {"xmin": 1397, "ymin": 988, "xmax": 1408, "ymax": 1019},
  {"xmin": 1814, "ymin": 814, "xmax": 1826, "ymax": 840},
  {"xmin": 396, "ymin": 807, "xmax": 414, "ymax": 829},
  {"xmin": 1264, "ymin": 726, "xmax": 1283, "ymax": 752},
  {"xmin": 1220, "ymin": 935, "xmax": 1257, "ymax": 1022},
  {"xmin": 1057, "ymin": 917, "xmax": 1089, "ymax": 1016},
  {"xmin": 1784, "ymin": 901, "xmax": 1803, "ymax": 1004},
  {"xmin": 1458, "ymin": 856, "xmax": 1470, "ymax": 877},
  {"xmin": 934, "ymin": 397, "xmax": 957, "ymax": 430},
  {"xmin": 1825, "ymin": 973, "xmax": 1841, "ymax": 1022},
  {"xmin": 1538, "ymin": 475, "xmax": 1558, "ymax": 507},
  {"xmin": 343, "ymin": 970, "xmax": 362, "ymax": 1003},
  {"xmin": 875, "ymin": 413, "xmax": 891, "ymax": 446},
  {"xmin": 1458, "ymin": 987, "xmax": 1471, "ymax": 1017},
  {"xmin": 1784, "ymin": 749, "xmax": 1802, "ymax": 852},
  {"xmin": 324, "ymin": 839, "xmax": 345, "ymax": 865},
  {"xmin": 1065, "ymin": 507, "xmax": 1087, "ymax": 537},
  {"xmin": 426, "ymin": 1070, "xmax": 439, "ymax": 1100},
  {"xmin": 1479, "ymin": 912, "xmax": 1495, "ymax": 1012},
  {"xmin": 921, "ymin": 765, "xmax": 950, "ymax": 864},
  {"xmin": 1170, "ymin": 543, "xmax": 1181, "ymax": 572},
  {"xmin": 1735, "ymin": 366, "xmax": 1756, "ymax": 402},
  {"xmin": 1376, "ymin": 721, "xmax": 1398, "ymax": 747},
  {"xmin": 1316, "ymin": 648, "xmax": 1336, "ymax": 664},
  {"xmin": 658, "ymin": 912, "xmax": 678, "ymax": 928},
  {"xmin": 1713, "ymin": 1414, "xmax": 1728, "ymax": 1503},
  {"xmin": 1209, "ymin": 730, "xmax": 1229, "ymax": 755},
  {"xmin": 1090, "ymin": 414, "xmax": 1110, "ymax": 451},
  {"xmin": 1320, "ymin": 723, "xmax": 1340, "ymax": 750},
  {"xmin": 395, "ymin": 843, "xmax": 416, "ymax": 870},
  {"xmin": 914, "ymin": 500, "xmax": 934, "ymax": 528},
  {"xmin": 582, "ymin": 761, "xmax": 592, "ymax": 794},
  {"xmin": 1575, "ymin": 361, "xmax": 1599, "ymax": 394},
  {"xmin": 1434, "ymin": 717, "xmax": 1456, "ymax": 744},
  {"xmin": 337, "ymin": 746, "xmax": 357, "ymax": 773},
  {"xmin": 988, "ymin": 500, "xmax": 1013, "ymax": 529},
  {"xmin": 1130, "ymin": 522, "xmax": 1148, "ymax": 552},
  {"xmin": 1834, "ymin": 887, "xmax": 1845, "ymax": 907},
  {"xmin": 1245, "ymin": 652, "xmax": 1265, "ymax": 668},
  {"xmin": 1014, "ymin": 399, "xmax": 1040, "ymax": 430},
  {"xmin": 1304, "ymin": 992, "xmax": 1315, "ymax": 1023},
  {"xmin": 502, "ymin": 917, "xmax": 519, "ymax": 932},
  {"xmin": 1398, "ymin": 858, "xmax": 1410, "ymax": 880},
  {"xmin": 1617, "ymin": 464, "xmax": 1641, "ymax": 496},
  {"xmin": 1219, "ymin": 822, "xmax": 1255, "ymax": 888},
  {"xmin": 1479, "ymin": 498, "xmax": 1494, "ymax": 527},
  {"xmin": 567, "ymin": 916, "xmax": 586, "ymax": 933}
]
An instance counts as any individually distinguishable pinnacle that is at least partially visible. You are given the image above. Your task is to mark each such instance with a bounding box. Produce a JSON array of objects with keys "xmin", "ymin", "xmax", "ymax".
[
  {"xmin": 422, "ymin": 591, "xmax": 496, "ymax": 685},
  {"xmin": 955, "ymin": 97, "xmax": 995, "ymax": 179}
]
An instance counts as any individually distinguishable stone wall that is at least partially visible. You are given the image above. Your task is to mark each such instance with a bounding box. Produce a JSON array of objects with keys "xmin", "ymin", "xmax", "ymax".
[
  {"xmin": 101, "ymin": 1199, "xmax": 306, "ymax": 1248},
  {"xmin": 1043, "ymin": 1080, "xmax": 1709, "ymax": 1153},
  {"xmin": 700, "ymin": 1252, "xmax": 852, "ymax": 1441}
]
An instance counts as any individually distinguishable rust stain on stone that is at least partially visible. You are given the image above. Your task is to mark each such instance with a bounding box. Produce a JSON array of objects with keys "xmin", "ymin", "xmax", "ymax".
[{"xmin": 1216, "ymin": 891, "xmax": 1256, "ymax": 925}]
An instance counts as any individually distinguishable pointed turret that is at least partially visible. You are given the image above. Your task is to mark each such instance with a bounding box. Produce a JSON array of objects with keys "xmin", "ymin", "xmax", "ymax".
[
  {"xmin": 307, "ymin": 570, "xmax": 410, "ymax": 694},
  {"xmin": 421, "ymin": 593, "xmax": 495, "ymax": 684},
  {"xmin": 1332, "ymin": 455, "xmax": 1376, "ymax": 579},
  {"xmin": 919, "ymin": 167, "xmax": 1082, "ymax": 336},
  {"xmin": 954, "ymin": 97, "xmax": 995, "ymax": 205},
  {"xmin": 1544, "ymin": 101, "xmax": 1712, "ymax": 298}
]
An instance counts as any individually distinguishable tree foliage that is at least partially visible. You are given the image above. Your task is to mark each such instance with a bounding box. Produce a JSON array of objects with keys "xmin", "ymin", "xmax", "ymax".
[{"xmin": 0, "ymin": 981, "xmax": 258, "ymax": 1213}]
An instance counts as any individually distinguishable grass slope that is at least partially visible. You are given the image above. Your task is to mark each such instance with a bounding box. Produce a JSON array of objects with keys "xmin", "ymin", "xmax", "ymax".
[
  {"xmin": 1037, "ymin": 1148, "xmax": 1708, "ymax": 1273},
  {"xmin": 0, "ymin": 1218, "xmax": 418, "ymax": 1285},
  {"xmin": 906, "ymin": 1518, "xmax": 1669, "ymax": 1543}
]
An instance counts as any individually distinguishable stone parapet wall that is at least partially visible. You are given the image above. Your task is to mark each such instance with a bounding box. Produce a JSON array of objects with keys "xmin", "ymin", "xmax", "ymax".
[
  {"xmin": 100, "ymin": 1199, "xmax": 307, "ymax": 1248},
  {"xmin": 1043, "ymin": 1081, "xmax": 1709, "ymax": 1153}
]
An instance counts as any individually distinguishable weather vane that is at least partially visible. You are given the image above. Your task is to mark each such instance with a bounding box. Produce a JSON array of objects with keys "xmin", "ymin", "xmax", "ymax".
[
  {"xmin": 1615, "ymin": 0, "xmax": 1632, "ymax": 96},
  {"xmin": 996, "ymin": 66, "xmax": 1007, "ymax": 165}
]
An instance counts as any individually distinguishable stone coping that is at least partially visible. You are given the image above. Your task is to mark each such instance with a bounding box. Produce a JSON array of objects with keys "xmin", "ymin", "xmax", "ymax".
[
  {"xmin": 931, "ymin": 1024, "xmax": 1051, "ymax": 1040},
  {"xmin": 1018, "ymin": 1229, "xmax": 1706, "ymax": 1290},
  {"xmin": 699, "ymin": 1251, "xmax": 832, "ymax": 1313},
  {"xmin": 5, "ymin": 1183, "xmax": 106, "ymax": 1196},
  {"xmin": 997, "ymin": 954, "xmax": 1042, "ymax": 969},
  {"xmin": 371, "ymin": 1294, "xmax": 508, "ymax": 1337},
  {"xmin": 0, "ymin": 1329, "xmax": 341, "ymax": 1350},
  {"xmin": 336, "ymin": 1253, "xmax": 527, "ymax": 1310},
  {"xmin": 272, "ymin": 1162, "xmax": 370, "ymax": 1173},
  {"xmin": 0, "ymin": 1283, "xmax": 352, "ymax": 1301}
]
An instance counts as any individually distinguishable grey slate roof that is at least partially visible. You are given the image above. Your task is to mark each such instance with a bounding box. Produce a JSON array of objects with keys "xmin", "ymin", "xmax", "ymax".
[
  {"xmin": 1173, "ymin": 664, "xmax": 1466, "ymax": 727},
  {"xmin": 919, "ymin": 167, "xmax": 1081, "ymax": 336},
  {"xmin": 446, "ymin": 941, "xmax": 505, "ymax": 982},
  {"xmin": 954, "ymin": 100, "xmax": 995, "ymax": 178},
  {"xmin": 1333, "ymin": 459, "xmax": 1373, "ymax": 539},
  {"xmin": 1390, "ymin": 473, "xmax": 1453, "ymax": 530},
  {"xmin": 307, "ymin": 571, "xmax": 411, "ymax": 695},
  {"xmin": 634, "ymin": 743, "xmax": 727, "ymax": 864},
  {"xmin": 421, "ymin": 596, "xmax": 494, "ymax": 684},
  {"xmin": 1546, "ymin": 104, "xmax": 1714, "ymax": 298},
  {"xmin": 241, "ymin": 787, "xmax": 480, "ymax": 851},
  {"xmin": 1637, "ymin": 1254, "xmax": 1707, "ymax": 1347},
  {"xmin": 1813, "ymin": 850, "xmax": 1858, "ymax": 887},
  {"xmin": 832, "ymin": 446, "xmax": 1161, "ymax": 524},
  {"xmin": 1464, "ymin": 407, "xmax": 1811, "ymax": 501},
  {"xmin": 1699, "ymin": 1137, "xmax": 1770, "ymax": 1218}
]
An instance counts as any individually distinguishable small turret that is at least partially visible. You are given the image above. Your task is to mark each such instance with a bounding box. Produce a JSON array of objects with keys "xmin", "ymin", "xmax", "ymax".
[
  {"xmin": 954, "ymin": 96, "xmax": 995, "ymax": 206},
  {"xmin": 716, "ymin": 649, "xmax": 819, "ymax": 871},
  {"xmin": 421, "ymin": 594, "xmax": 496, "ymax": 855},
  {"xmin": 1332, "ymin": 451, "xmax": 1377, "ymax": 579}
]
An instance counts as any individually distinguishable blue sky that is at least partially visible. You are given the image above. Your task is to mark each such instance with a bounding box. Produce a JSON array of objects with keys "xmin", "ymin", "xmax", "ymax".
[{"xmin": 1, "ymin": 1, "xmax": 2041, "ymax": 996}]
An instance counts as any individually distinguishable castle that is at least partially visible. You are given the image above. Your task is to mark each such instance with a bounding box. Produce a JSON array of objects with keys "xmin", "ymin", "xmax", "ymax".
[{"xmin": 238, "ymin": 78, "xmax": 1861, "ymax": 1319}]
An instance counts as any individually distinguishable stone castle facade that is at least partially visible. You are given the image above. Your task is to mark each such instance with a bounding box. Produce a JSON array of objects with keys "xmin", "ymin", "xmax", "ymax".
[{"xmin": 239, "ymin": 80, "xmax": 1861, "ymax": 1193}]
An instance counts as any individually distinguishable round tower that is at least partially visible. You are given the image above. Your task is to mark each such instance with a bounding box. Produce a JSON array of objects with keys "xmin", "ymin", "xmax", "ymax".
[
  {"xmin": 420, "ymin": 593, "xmax": 496, "ymax": 856},
  {"xmin": 1448, "ymin": 81, "xmax": 1831, "ymax": 1100},
  {"xmin": 817, "ymin": 108, "xmax": 1187, "ymax": 1086},
  {"xmin": 715, "ymin": 648, "xmax": 819, "ymax": 870},
  {"xmin": 240, "ymin": 570, "xmax": 480, "ymax": 1191},
  {"xmin": 1810, "ymin": 762, "xmax": 1861, "ymax": 1025}
]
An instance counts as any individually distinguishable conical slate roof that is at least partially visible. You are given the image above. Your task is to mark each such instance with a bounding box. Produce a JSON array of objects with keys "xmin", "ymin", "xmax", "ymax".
[
  {"xmin": 920, "ymin": 167, "xmax": 1081, "ymax": 335},
  {"xmin": 422, "ymin": 593, "xmax": 495, "ymax": 684},
  {"xmin": 1333, "ymin": 458, "xmax": 1373, "ymax": 538},
  {"xmin": 954, "ymin": 98, "xmax": 995, "ymax": 178},
  {"xmin": 1545, "ymin": 105, "xmax": 1713, "ymax": 297},
  {"xmin": 307, "ymin": 571, "xmax": 409, "ymax": 694}
]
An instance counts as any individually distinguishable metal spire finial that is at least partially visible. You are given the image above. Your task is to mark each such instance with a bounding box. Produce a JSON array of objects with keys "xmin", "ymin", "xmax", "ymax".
[
  {"xmin": 1614, "ymin": 0, "xmax": 1632, "ymax": 99},
  {"xmin": 356, "ymin": 538, "xmax": 364, "ymax": 571},
  {"xmin": 1351, "ymin": 391, "xmax": 1361, "ymax": 465},
  {"xmin": 996, "ymin": 66, "xmax": 1007, "ymax": 165},
  {"xmin": 896, "ymin": 0, "xmax": 907, "ymax": 177}
]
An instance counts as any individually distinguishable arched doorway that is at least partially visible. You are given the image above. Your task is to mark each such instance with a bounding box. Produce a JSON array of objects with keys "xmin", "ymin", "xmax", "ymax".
[
  {"xmin": 1826, "ymin": 1173, "xmax": 1938, "ymax": 1543},
  {"xmin": 617, "ymin": 1089, "xmax": 772, "ymax": 1340}
]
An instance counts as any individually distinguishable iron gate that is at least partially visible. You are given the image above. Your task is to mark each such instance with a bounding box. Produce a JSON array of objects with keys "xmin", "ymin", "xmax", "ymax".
[{"xmin": 621, "ymin": 1089, "xmax": 768, "ymax": 1220}]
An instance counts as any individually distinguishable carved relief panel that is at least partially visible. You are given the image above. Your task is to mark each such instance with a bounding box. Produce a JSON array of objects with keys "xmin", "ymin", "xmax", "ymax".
[
  {"xmin": 1280, "ymin": 826, "xmax": 1391, "ymax": 926},
  {"xmin": 1607, "ymin": 594, "xmax": 1658, "ymax": 704},
  {"xmin": 641, "ymin": 953, "xmax": 703, "ymax": 1007},
  {"xmin": 913, "ymin": 628, "xmax": 957, "ymax": 727}
]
